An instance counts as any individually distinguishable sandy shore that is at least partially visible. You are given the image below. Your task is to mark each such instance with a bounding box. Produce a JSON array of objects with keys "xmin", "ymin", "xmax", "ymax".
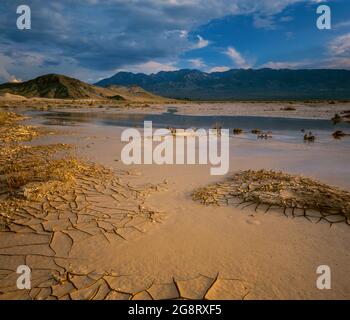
[
  {"xmin": 1, "ymin": 97, "xmax": 350, "ymax": 120},
  {"xmin": 151, "ymin": 101, "xmax": 350, "ymax": 120},
  {"xmin": 0, "ymin": 107, "xmax": 350, "ymax": 300}
]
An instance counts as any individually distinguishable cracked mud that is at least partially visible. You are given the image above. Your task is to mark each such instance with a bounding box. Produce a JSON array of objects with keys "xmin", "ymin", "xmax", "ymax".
[
  {"xmin": 0, "ymin": 113, "xmax": 251, "ymax": 300},
  {"xmin": 192, "ymin": 170, "xmax": 350, "ymax": 227}
]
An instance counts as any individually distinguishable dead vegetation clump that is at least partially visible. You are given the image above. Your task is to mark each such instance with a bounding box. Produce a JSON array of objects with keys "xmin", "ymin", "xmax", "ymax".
[
  {"xmin": 0, "ymin": 143, "xmax": 115, "ymax": 227},
  {"xmin": 280, "ymin": 106, "xmax": 296, "ymax": 111},
  {"xmin": 0, "ymin": 111, "xmax": 10, "ymax": 124},
  {"xmin": 251, "ymin": 129, "xmax": 262, "ymax": 135},
  {"xmin": 332, "ymin": 130, "xmax": 349, "ymax": 139},
  {"xmin": 0, "ymin": 138, "xmax": 166, "ymax": 235},
  {"xmin": 0, "ymin": 112, "xmax": 69, "ymax": 202},
  {"xmin": 0, "ymin": 111, "xmax": 50, "ymax": 143},
  {"xmin": 233, "ymin": 128, "xmax": 243, "ymax": 135},
  {"xmin": 304, "ymin": 132, "xmax": 315, "ymax": 142},
  {"xmin": 0, "ymin": 111, "xmax": 166, "ymax": 231},
  {"xmin": 0, "ymin": 111, "xmax": 24, "ymax": 125},
  {"xmin": 0, "ymin": 111, "xmax": 171, "ymax": 299},
  {"xmin": 331, "ymin": 113, "xmax": 342, "ymax": 124},
  {"xmin": 0, "ymin": 143, "xmax": 104, "ymax": 198},
  {"xmin": 192, "ymin": 170, "xmax": 350, "ymax": 226},
  {"xmin": 0, "ymin": 124, "xmax": 45, "ymax": 143}
]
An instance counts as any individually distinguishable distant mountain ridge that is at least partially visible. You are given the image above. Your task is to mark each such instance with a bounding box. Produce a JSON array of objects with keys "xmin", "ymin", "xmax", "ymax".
[
  {"xmin": 95, "ymin": 69, "xmax": 350, "ymax": 101},
  {"xmin": 0, "ymin": 74, "xmax": 168, "ymax": 102}
]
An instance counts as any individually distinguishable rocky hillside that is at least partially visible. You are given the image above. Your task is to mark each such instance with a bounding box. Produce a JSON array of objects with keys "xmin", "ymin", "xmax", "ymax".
[
  {"xmin": 96, "ymin": 69, "xmax": 350, "ymax": 101},
  {"xmin": 0, "ymin": 74, "xmax": 168, "ymax": 102}
]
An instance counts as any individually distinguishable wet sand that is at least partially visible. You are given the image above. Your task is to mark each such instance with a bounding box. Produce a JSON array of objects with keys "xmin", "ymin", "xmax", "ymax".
[
  {"xmin": 1, "ymin": 108, "xmax": 350, "ymax": 300},
  {"xmin": 1, "ymin": 97, "xmax": 350, "ymax": 119},
  {"xmin": 167, "ymin": 102, "xmax": 350, "ymax": 119}
]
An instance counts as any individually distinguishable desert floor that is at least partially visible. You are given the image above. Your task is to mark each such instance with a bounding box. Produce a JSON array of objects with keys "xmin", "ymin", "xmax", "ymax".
[{"xmin": 0, "ymin": 102, "xmax": 350, "ymax": 300}]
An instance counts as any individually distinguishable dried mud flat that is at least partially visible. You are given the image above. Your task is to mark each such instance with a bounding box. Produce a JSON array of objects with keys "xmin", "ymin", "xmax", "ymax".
[
  {"xmin": 0, "ymin": 112, "xmax": 251, "ymax": 300},
  {"xmin": 193, "ymin": 170, "xmax": 350, "ymax": 227}
]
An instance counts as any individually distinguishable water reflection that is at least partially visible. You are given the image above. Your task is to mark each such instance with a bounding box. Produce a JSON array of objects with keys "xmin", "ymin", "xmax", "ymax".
[{"xmin": 34, "ymin": 110, "xmax": 349, "ymax": 132}]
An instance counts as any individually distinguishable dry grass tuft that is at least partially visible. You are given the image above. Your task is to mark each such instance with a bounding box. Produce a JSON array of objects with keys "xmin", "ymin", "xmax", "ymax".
[
  {"xmin": 193, "ymin": 170, "xmax": 350, "ymax": 225},
  {"xmin": 0, "ymin": 143, "xmax": 112, "ymax": 201},
  {"xmin": 0, "ymin": 139, "xmax": 164, "ymax": 234},
  {"xmin": 0, "ymin": 111, "xmax": 112, "ymax": 226},
  {"xmin": 0, "ymin": 111, "xmax": 8, "ymax": 124},
  {"xmin": 0, "ymin": 111, "xmax": 169, "ymax": 300},
  {"xmin": 0, "ymin": 111, "xmax": 51, "ymax": 143},
  {"xmin": 0, "ymin": 110, "xmax": 24, "ymax": 125}
]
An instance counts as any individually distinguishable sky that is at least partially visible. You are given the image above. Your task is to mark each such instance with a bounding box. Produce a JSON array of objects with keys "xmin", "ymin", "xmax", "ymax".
[{"xmin": 0, "ymin": 0, "xmax": 349, "ymax": 83}]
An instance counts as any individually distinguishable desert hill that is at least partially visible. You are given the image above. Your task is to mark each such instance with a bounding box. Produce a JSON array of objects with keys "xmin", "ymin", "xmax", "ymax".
[{"xmin": 0, "ymin": 74, "xmax": 168, "ymax": 102}]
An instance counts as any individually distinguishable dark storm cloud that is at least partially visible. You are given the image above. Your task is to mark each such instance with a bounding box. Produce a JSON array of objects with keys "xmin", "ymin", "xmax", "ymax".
[{"xmin": 0, "ymin": 0, "xmax": 307, "ymax": 82}]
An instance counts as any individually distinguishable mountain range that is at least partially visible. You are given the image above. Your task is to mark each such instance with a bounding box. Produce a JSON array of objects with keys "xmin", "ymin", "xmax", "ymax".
[
  {"xmin": 95, "ymin": 69, "xmax": 350, "ymax": 101},
  {"xmin": 1, "ymin": 70, "xmax": 349, "ymax": 102},
  {"xmin": 0, "ymin": 74, "xmax": 168, "ymax": 102}
]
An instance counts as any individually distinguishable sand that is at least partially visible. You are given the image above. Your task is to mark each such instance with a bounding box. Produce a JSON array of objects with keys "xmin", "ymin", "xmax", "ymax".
[
  {"xmin": 0, "ymin": 106, "xmax": 350, "ymax": 300},
  {"xmin": 1, "ymin": 96, "xmax": 350, "ymax": 119},
  {"xmin": 0, "ymin": 93, "xmax": 27, "ymax": 101},
  {"xmin": 160, "ymin": 102, "xmax": 350, "ymax": 120}
]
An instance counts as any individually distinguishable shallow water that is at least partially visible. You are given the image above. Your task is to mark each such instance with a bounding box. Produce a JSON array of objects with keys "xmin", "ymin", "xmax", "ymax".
[
  {"xmin": 26, "ymin": 108, "xmax": 350, "ymax": 145},
  {"xmin": 30, "ymin": 109, "xmax": 349, "ymax": 130}
]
